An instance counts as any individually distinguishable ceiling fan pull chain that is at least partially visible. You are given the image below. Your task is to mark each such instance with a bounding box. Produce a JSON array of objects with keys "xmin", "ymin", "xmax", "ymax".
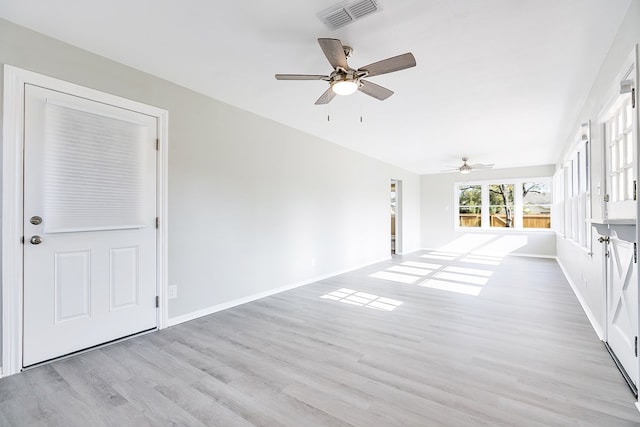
[{"xmin": 360, "ymin": 104, "xmax": 363, "ymax": 123}]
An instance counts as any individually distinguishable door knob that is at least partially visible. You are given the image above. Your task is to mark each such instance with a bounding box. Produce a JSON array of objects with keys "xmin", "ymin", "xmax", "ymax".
[
  {"xmin": 598, "ymin": 236, "xmax": 610, "ymax": 243},
  {"xmin": 30, "ymin": 235, "xmax": 42, "ymax": 245}
]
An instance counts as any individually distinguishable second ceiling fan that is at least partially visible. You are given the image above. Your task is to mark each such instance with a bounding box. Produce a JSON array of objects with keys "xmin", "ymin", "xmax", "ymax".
[{"xmin": 275, "ymin": 38, "xmax": 416, "ymax": 105}]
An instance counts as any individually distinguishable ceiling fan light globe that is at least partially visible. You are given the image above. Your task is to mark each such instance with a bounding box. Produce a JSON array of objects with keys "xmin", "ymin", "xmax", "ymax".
[
  {"xmin": 332, "ymin": 80, "xmax": 359, "ymax": 95},
  {"xmin": 459, "ymin": 166, "xmax": 472, "ymax": 174}
]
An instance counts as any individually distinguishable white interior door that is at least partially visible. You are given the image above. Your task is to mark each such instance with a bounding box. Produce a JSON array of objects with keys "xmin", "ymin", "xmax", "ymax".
[
  {"xmin": 606, "ymin": 235, "xmax": 638, "ymax": 386},
  {"xmin": 23, "ymin": 84, "xmax": 158, "ymax": 367}
]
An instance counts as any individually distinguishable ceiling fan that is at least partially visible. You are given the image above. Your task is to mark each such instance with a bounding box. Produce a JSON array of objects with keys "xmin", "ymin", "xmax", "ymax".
[
  {"xmin": 275, "ymin": 38, "xmax": 416, "ymax": 105},
  {"xmin": 442, "ymin": 158, "xmax": 495, "ymax": 174}
]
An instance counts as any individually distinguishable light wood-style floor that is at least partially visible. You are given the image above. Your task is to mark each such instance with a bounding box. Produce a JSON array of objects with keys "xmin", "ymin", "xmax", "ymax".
[{"xmin": 2, "ymin": 251, "xmax": 640, "ymax": 426}]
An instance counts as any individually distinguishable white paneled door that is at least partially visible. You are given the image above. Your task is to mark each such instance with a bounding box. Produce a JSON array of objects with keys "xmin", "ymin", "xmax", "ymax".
[
  {"xmin": 23, "ymin": 84, "xmax": 158, "ymax": 367},
  {"xmin": 607, "ymin": 235, "xmax": 638, "ymax": 386}
]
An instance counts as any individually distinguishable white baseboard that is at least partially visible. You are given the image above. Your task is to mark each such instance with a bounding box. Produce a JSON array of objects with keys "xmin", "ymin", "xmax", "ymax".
[
  {"xmin": 166, "ymin": 256, "xmax": 391, "ymax": 327},
  {"xmin": 556, "ymin": 258, "xmax": 604, "ymax": 340},
  {"xmin": 507, "ymin": 252, "xmax": 557, "ymax": 259}
]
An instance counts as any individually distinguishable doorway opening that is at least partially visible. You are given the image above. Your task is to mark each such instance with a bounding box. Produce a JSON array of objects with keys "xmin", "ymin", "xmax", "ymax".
[{"xmin": 391, "ymin": 180, "xmax": 402, "ymax": 254}]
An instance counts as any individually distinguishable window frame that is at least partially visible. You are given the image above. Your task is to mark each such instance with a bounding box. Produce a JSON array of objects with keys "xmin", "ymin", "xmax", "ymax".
[
  {"xmin": 454, "ymin": 177, "xmax": 553, "ymax": 232},
  {"xmin": 554, "ymin": 122, "xmax": 591, "ymax": 251}
]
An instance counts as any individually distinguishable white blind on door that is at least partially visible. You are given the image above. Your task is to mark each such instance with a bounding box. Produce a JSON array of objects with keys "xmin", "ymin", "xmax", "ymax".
[{"xmin": 43, "ymin": 102, "xmax": 149, "ymax": 233}]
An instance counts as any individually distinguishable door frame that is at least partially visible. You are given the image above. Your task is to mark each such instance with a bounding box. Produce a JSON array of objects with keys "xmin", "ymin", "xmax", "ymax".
[
  {"xmin": 2, "ymin": 65, "xmax": 169, "ymax": 376},
  {"xmin": 391, "ymin": 179, "xmax": 403, "ymax": 254}
]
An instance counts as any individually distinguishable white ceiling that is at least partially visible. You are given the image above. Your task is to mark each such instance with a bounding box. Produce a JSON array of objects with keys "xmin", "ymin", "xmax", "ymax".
[{"xmin": 0, "ymin": 0, "xmax": 632, "ymax": 174}]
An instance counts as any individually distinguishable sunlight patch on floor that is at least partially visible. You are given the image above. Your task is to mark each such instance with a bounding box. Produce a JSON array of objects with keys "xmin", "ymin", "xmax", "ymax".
[
  {"xmin": 388, "ymin": 265, "xmax": 432, "ymax": 276},
  {"xmin": 418, "ymin": 279, "xmax": 483, "ymax": 296},
  {"xmin": 321, "ymin": 288, "xmax": 403, "ymax": 311},
  {"xmin": 369, "ymin": 271, "xmax": 421, "ymax": 284},
  {"xmin": 434, "ymin": 271, "xmax": 489, "ymax": 286},
  {"xmin": 367, "ymin": 244, "xmax": 498, "ymax": 296},
  {"xmin": 444, "ymin": 266, "xmax": 493, "ymax": 277},
  {"xmin": 402, "ymin": 261, "xmax": 442, "ymax": 270},
  {"xmin": 460, "ymin": 254, "xmax": 503, "ymax": 266},
  {"xmin": 420, "ymin": 253, "xmax": 457, "ymax": 261}
]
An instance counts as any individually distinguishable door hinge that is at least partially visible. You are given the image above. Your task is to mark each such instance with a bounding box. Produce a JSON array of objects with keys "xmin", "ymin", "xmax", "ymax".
[
  {"xmin": 155, "ymin": 217, "xmax": 159, "ymax": 229},
  {"xmin": 634, "ymin": 181, "xmax": 637, "ymax": 201},
  {"xmin": 604, "ymin": 194, "xmax": 610, "ymax": 203},
  {"xmin": 155, "ymin": 295, "xmax": 160, "ymax": 308},
  {"xmin": 633, "ymin": 88, "xmax": 636, "ymax": 109},
  {"xmin": 156, "ymin": 139, "xmax": 159, "ymax": 151},
  {"xmin": 634, "ymin": 242, "xmax": 638, "ymax": 264},
  {"xmin": 635, "ymin": 336, "xmax": 638, "ymax": 357}
]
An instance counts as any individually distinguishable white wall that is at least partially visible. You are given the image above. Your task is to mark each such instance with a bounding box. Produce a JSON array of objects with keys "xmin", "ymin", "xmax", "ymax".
[
  {"xmin": 556, "ymin": 0, "xmax": 640, "ymax": 335},
  {"xmin": 0, "ymin": 18, "xmax": 420, "ymax": 332},
  {"xmin": 421, "ymin": 165, "xmax": 557, "ymax": 257}
]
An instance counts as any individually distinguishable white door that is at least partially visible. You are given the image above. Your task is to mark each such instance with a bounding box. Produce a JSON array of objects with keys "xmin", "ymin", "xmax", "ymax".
[
  {"xmin": 606, "ymin": 236, "xmax": 638, "ymax": 386},
  {"xmin": 23, "ymin": 84, "xmax": 158, "ymax": 367}
]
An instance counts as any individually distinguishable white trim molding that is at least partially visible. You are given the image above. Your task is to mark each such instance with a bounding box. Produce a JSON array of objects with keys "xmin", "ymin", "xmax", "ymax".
[{"xmin": 2, "ymin": 65, "xmax": 169, "ymax": 376}]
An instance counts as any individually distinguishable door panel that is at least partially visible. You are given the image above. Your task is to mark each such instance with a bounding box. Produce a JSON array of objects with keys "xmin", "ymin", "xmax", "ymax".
[
  {"xmin": 110, "ymin": 246, "xmax": 140, "ymax": 310},
  {"xmin": 23, "ymin": 84, "xmax": 158, "ymax": 366},
  {"xmin": 54, "ymin": 250, "xmax": 91, "ymax": 322},
  {"xmin": 607, "ymin": 236, "xmax": 638, "ymax": 385}
]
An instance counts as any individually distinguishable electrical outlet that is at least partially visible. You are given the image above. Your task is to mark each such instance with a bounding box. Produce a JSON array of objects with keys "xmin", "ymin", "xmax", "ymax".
[{"xmin": 168, "ymin": 284, "xmax": 178, "ymax": 299}]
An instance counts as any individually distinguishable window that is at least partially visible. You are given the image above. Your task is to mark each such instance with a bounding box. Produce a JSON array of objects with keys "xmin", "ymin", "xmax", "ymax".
[
  {"xmin": 458, "ymin": 185, "xmax": 481, "ymax": 227},
  {"xmin": 522, "ymin": 182, "xmax": 552, "ymax": 229},
  {"xmin": 489, "ymin": 184, "xmax": 514, "ymax": 228},
  {"xmin": 455, "ymin": 178, "xmax": 552, "ymax": 230},
  {"xmin": 599, "ymin": 52, "xmax": 636, "ymax": 220},
  {"xmin": 604, "ymin": 96, "xmax": 635, "ymax": 219},
  {"xmin": 607, "ymin": 98, "xmax": 634, "ymax": 204},
  {"xmin": 555, "ymin": 123, "xmax": 590, "ymax": 249},
  {"xmin": 552, "ymin": 169, "xmax": 565, "ymax": 236}
]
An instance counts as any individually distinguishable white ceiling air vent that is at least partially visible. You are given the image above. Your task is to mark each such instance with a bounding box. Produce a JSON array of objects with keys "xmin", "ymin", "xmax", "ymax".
[{"xmin": 318, "ymin": 0, "xmax": 381, "ymax": 31}]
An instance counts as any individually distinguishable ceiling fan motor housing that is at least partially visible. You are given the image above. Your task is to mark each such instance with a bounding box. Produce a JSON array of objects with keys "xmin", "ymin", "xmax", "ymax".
[{"xmin": 330, "ymin": 69, "xmax": 361, "ymax": 95}]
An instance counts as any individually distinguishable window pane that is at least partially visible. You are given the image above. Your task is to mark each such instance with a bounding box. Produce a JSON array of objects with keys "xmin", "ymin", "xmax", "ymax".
[
  {"xmin": 618, "ymin": 110, "xmax": 624, "ymax": 134},
  {"xmin": 523, "ymin": 181, "xmax": 551, "ymax": 229},
  {"xmin": 458, "ymin": 185, "xmax": 481, "ymax": 227},
  {"xmin": 618, "ymin": 140, "xmax": 624, "ymax": 170},
  {"xmin": 579, "ymin": 149, "xmax": 588, "ymax": 193},
  {"xmin": 626, "ymin": 133, "xmax": 633, "ymax": 166},
  {"xmin": 489, "ymin": 184, "xmax": 514, "ymax": 228},
  {"xmin": 611, "ymin": 145, "xmax": 617, "ymax": 172},
  {"xmin": 627, "ymin": 168, "xmax": 634, "ymax": 201}
]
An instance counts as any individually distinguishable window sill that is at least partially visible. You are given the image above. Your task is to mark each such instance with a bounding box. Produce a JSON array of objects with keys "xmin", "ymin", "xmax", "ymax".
[{"xmin": 588, "ymin": 218, "xmax": 635, "ymax": 225}]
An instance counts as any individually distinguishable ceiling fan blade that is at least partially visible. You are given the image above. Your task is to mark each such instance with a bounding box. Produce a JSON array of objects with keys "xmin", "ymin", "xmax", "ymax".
[
  {"xmin": 469, "ymin": 164, "xmax": 495, "ymax": 169},
  {"xmin": 358, "ymin": 80, "xmax": 394, "ymax": 101},
  {"xmin": 440, "ymin": 168, "xmax": 459, "ymax": 173},
  {"xmin": 314, "ymin": 87, "xmax": 337, "ymax": 105},
  {"xmin": 318, "ymin": 38, "xmax": 348, "ymax": 70},
  {"xmin": 358, "ymin": 53, "xmax": 416, "ymax": 77},
  {"xmin": 275, "ymin": 74, "xmax": 329, "ymax": 80}
]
